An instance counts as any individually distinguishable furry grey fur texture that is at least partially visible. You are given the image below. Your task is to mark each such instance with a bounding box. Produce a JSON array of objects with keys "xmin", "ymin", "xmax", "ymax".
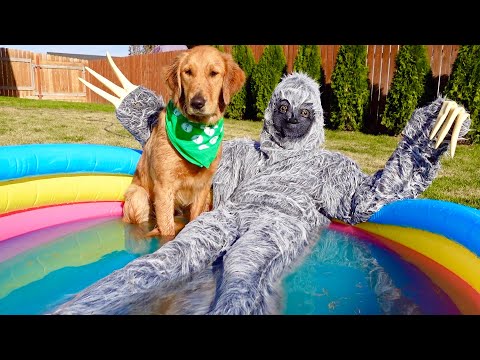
[
  {"xmin": 115, "ymin": 86, "xmax": 165, "ymax": 147},
  {"xmin": 52, "ymin": 73, "xmax": 470, "ymax": 315}
]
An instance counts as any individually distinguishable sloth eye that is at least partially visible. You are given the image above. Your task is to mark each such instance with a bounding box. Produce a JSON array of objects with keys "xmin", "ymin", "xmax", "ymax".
[
  {"xmin": 301, "ymin": 109, "xmax": 310, "ymax": 117},
  {"xmin": 279, "ymin": 105, "xmax": 288, "ymax": 113}
]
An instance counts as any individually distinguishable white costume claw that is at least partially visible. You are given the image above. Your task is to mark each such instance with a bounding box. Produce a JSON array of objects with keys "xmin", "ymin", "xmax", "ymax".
[
  {"xmin": 79, "ymin": 52, "xmax": 138, "ymax": 108},
  {"xmin": 449, "ymin": 109, "xmax": 469, "ymax": 157},
  {"xmin": 106, "ymin": 52, "xmax": 138, "ymax": 93},
  {"xmin": 84, "ymin": 66, "xmax": 127, "ymax": 99},
  {"xmin": 430, "ymin": 101, "xmax": 455, "ymax": 140},
  {"xmin": 429, "ymin": 100, "xmax": 469, "ymax": 157},
  {"xmin": 78, "ymin": 77, "xmax": 121, "ymax": 108},
  {"xmin": 434, "ymin": 106, "xmax": 461, "ymax": 149}
]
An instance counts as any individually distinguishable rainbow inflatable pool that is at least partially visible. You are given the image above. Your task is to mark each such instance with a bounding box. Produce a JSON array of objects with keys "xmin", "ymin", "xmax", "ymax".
[{"xmin": 0, "ymin": 143, "xmax": 479, "ymax": 314}]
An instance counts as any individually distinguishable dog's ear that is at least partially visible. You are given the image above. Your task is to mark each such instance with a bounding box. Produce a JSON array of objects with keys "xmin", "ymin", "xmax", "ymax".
[
  {"xmin": 164, "ymin": 51, "xmax": 188, "ymax": 104},
  {"xmin": 221, "ymin": 52, "xmax": 246, "ymax": 106}
]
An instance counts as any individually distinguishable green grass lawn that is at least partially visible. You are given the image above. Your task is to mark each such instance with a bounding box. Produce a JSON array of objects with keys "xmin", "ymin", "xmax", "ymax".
[{"xmin": 1, "ymin": 96, "xmax": 479, "ymax": 209}]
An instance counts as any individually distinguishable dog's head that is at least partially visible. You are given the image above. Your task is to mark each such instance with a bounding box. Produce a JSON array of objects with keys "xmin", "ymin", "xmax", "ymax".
[{"xmin": 164, "ymin": 45, "xmax": 245, "ymax": 125}]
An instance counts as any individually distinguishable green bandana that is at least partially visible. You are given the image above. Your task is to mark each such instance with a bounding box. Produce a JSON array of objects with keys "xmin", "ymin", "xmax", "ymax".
[{"xmin": 165, "ymin": 100, "xmax": 224, "ymax": 168}]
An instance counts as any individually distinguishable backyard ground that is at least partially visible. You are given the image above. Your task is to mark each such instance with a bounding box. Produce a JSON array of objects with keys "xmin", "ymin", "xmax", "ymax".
[{"xmin": 1, "ymin": 96, "xmax": 479, "ymax": 209}]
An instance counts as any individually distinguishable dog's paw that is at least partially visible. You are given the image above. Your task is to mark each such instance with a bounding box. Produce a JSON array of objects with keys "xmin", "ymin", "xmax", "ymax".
[
  {"xmin": 174, "ymin": 215, "xmax": 188, "ymax": 234},
  {"xmin": 124, "ymin": 223, "xmax": 158, "ymax": 255},
  {"xmin": 145, "ymin": 227, "xmax": 176, "ymax": 242},
  {"xmin": 145, "ymin": 227, "xmax": 160, "ymax": 237}
]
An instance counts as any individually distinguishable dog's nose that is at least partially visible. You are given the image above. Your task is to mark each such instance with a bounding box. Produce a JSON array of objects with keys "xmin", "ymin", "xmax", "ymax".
[{"xmin": 190, "ymin": 95, "xmax": 206, "ymax": 110}]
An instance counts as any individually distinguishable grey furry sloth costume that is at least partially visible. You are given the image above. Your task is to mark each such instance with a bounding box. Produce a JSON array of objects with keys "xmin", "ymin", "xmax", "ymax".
[{"xmin": 52, "ymin": 72, "xmax": 470, "ymax": 315}]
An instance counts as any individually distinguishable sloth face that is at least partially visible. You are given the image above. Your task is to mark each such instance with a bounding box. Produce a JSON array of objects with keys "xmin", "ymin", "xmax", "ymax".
[{"xmin": 272, "ymin": 99, "xmax": 315, "ymax": 140}]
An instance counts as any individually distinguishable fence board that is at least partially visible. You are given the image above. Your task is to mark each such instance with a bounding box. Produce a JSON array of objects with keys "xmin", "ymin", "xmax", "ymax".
[
  {"xmin": 430, "ymin": 46, "xmax": 440, "ymax": 80},
  {"xmin": 284, "ymin": 45, "xmax": 298, "ymax": 73},
  {"xmin": 386, "ymin": 45, "xmax": 399, "ymax": 95},
  {"xmin": 438, "ymin": 45, "xmax": 456, "ymax": 96},
  {"xmin": 6, "ymin": 48, "xmax": 13, "ymax": 97},
  {"xmin": 321, "ymin": 45, "xmax": 339, "ymax": 84},
  {"xmin": 0, "ymin": 48, "xmax": 5, "ymax": 96},
  {"xmin": 448, "ymin": 46, "xmax": 459, "ymax": 83},
  {"xmin": 369, "ymin": 45, "xmax": 382, "ymax": 120}
]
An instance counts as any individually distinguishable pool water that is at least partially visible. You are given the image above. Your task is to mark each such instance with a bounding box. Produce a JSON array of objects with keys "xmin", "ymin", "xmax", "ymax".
[
  {"xmin": 0, "ymin": 217, "xmax": 459, "ymax": 315},
  {"xmin": 282, "ymin": 229, "xmax": 459, "ymax": 315},
  {"xmin": 0, "ymin": 217, "xmax": 162, "ymax": 315}
]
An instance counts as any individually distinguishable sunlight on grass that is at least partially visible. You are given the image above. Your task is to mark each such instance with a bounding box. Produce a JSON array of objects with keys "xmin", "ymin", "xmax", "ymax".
[
  {"xmin": 0, "ymin": 107, "xmax": 140, "ymax": 149},
  {"xmin": 0, "ymin": 96, "xmax": 115, "ymax": 112},
  {"xmin": 224, "ymin": 117, "xmax": 263, "ymax": 140}
]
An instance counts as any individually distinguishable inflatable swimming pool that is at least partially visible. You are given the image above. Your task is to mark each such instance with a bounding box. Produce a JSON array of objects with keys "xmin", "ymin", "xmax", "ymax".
[{"xmin": 1, "ymin": 143, "xmax": 479, "ymax": 314}]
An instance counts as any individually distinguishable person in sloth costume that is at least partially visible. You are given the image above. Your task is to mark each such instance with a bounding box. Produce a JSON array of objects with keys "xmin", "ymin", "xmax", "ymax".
[{"xmin": 52, "ymin": 53, "xmax": 470, "ymax": 315}]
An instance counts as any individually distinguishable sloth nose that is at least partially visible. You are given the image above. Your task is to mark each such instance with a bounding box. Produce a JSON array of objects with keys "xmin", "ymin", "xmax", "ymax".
[
  {"xmin": 287, "ymin": 114, "xmax": 298, "ymax": 124},
  {"xmin": 190, "ymin": 95, "xmax": 206, "ymax": 110}
]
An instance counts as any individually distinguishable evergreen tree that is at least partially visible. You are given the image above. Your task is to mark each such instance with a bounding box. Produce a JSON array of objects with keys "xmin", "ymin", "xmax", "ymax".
[
  {"xmin": 329, "ymin": 45, "xmax": 370, "ymax": 131},
  {"xmin": 293, "ymin": 45, "xmax": 322, "ymax": 84},
  {"xmin": 211, "ymin": 45, "xmax": 225, "ymax": 52},
  {"xmin": 444, "ymin": 45, "xmax": 480, "ymax": 143},
  {"xmin": 250, "ymin": 45, "xmax": 287, "ymax": 120},
  {"xmin": 381, "ymin": 45, "xmax": 430, "ymax": 135},
  {"xmin": 225, "ymin": 45, "xmax": 256, "ymax": 120}
]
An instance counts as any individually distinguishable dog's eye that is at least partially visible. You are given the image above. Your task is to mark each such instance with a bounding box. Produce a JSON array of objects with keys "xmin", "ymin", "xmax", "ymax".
[
  {"xmin": 210, "ymin": 71, "xmax": 218, "ymax": 77},
  {"xmin": 279, "ymin": 105, "xmax": 288, "ymax": 113},
  {"xmin": 184, "ymin": 69, "xmax": 192, "ymax": 76},
  {"xmin": 301, "ymin": 109, "xmax": 310, "ymax": 117}
]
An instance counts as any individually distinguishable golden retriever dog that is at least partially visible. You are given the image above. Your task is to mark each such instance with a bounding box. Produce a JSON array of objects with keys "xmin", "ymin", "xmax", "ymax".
[{"xmin": 122, "ymin": 45, "xmax": 245, "ymax": 240}]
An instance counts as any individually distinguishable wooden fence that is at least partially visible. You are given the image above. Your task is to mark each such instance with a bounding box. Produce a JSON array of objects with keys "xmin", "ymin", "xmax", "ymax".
[
  {"xmin": 1, "ymin": 45, "xmax": 460, "ymax": 119},
  {"xmin": 364, "ymin": 45, "xmax": 459, "ymax": 126},
  {"xmin": 0, "ymin": 48, "xmax": 88, "ymax": 101}
]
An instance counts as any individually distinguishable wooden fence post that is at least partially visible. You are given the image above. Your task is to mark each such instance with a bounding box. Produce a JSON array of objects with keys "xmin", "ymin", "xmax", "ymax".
[{"xmin": 34, "ymin": 54, "xmax": 43, "ymax": 100}]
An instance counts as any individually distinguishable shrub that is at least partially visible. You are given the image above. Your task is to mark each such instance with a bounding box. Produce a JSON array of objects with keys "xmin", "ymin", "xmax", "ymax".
[
  {"xmin": 444, "ymin": 45, "xmax": 480, "ymax": 144},
  {"xmin": 293, "ymin": 45, "xmax": 322, "ymax": 84},
  {"xmin": 225, "ymin": 45, "xmax": 256, "ymax": 120},
  {"xmin": 250, "ymin": 45, "xmax": 287, "ymax": 120},
  {"xmin": 418, "ymin": 68, "xmax": 438, "ymax": 107},
  {"xmin": 211, "ymin": 45, "xmax": 225, "ymax": 52},
  {"xmin": 329, "ymin": 45, "xmax": 370, "ymax": 131},
  {"xmin": 381, "ymin": 45, "xmax": 430, "ymax": 135}
]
